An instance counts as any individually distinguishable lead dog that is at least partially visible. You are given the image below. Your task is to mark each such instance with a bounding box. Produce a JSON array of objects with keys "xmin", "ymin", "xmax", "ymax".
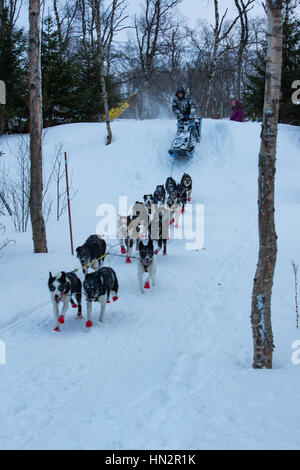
[
  {"xmin": 138, "ymin": 240, "xmax": 156, "ymax": 293},
  {"xmin": 76, "ymin": 235, "xmax": 106, "ymax": 273},
  {"xmin": 83, "ymin": 267, "xmax": 119, "ymax": 327},
  {"xmin": 48, "ymin": 271, "xmax": 82, "ymax": 332}
]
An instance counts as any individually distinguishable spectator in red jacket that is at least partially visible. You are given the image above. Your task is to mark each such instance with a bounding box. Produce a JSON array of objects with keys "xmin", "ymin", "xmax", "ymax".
[{"xmin": 230, "ymin": 99, "xmax": 245, "ymax": 122}]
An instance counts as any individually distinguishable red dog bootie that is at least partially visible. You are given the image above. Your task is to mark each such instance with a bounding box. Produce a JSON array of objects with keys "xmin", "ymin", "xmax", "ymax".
[
  {"xmin": 54, "ymin": 326, "xmax": 60, "ymax": 332},
  {"xmin": 106, "ymin": 300, "xmax": 111, "ymax": 303},
  {"xmin": 125, "ymin": 257, "xmax": 131, "ymax": 263},
  {"xmin": 154, "ymin": 249, "xmax": 158, "ymax": 255},
  {"xmin": 86, "ymin": 320, "xmax": 93, "ymax": 328},
  {"xmin": 144, "ymin": 281, "xmax": 150, "ymax": 289},
  {"xmin": 72, "ymin": 303, "xmax": 78, "ymax": 309},
  {"xmin": 58, "ymin": 316, "xmax": 64, "ymax": 324},
  {"xmin": 121, "ymin": 246, "xmax": 126, "ymax": 254},
  {"xmin": 113, "ymin": 296, "xmax": 119, "ymax": 302}
]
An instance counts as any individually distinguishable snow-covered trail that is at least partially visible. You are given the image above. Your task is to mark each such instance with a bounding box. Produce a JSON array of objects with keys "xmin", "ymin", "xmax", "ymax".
[{"xmin": 0, "ymin": 119, "xmax": 300, "ymax": 449}]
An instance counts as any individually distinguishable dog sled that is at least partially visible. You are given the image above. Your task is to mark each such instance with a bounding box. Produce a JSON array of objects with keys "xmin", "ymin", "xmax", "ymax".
[{"xmin": 168, "ymin": 118, "xmax": 202, "ymax": 159}]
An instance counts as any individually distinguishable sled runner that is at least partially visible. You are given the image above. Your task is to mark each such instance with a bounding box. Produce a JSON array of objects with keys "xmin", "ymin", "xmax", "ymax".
[{"xmin": 168, "ymin": 118, "xmax": 202, "ymax": 159}]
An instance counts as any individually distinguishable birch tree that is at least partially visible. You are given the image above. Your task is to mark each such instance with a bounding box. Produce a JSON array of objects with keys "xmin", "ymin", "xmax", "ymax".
[
  {"xmin": 251, "ymin": 0, "xmax": 283, "ymax": 369},
  {"xmin": 93, "ymin": 0, "xmax": 112, "ymax": 145},
  {"xmin": 29, "ymin": 0, "xmax": 48, "ymax": 252}
]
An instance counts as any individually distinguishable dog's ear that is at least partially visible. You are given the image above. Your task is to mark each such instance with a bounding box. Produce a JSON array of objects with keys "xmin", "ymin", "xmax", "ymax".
[
  {"xmin": 143, "ymin": 195, "xmax": 147, "ymax": 201},
  {"xmin": 49, "ymin": 271, "xmax": 54, "ymax": 281},
  {"xmin": 148, "ymin": 239, "xmax": 153, "ymax": 249},
  {"xmin": 59, "ymin": 271, "xmax": 66, "ymax": 283},
  {"xmin": 139, "ymin": 240, "xmax": 144, "ymax": 250}
]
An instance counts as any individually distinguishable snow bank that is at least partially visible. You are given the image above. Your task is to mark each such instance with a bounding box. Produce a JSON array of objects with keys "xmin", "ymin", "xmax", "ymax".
[{"xmin": 0, "ymin": 118, "xmax": 300, "ymax": 449}]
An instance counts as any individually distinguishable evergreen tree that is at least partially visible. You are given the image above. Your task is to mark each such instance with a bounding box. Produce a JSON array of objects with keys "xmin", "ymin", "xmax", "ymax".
[
  {"xmin": 74, "ymin": 41, "xmax": 120, "ymax": 122},
  {"xmin": 41, "ymin": 16, "xmax": 120, "ymax": 126},
  {"xmin": 243, "ymin": 0, "xmax": 300, "ymax": 125},
  {"xmin": 41, "ymin": 16, "xmax": 78, "ymax": 127},
  {"xmin": 0, "ymin": 7, "xmax": 28, "ymax": 133}
]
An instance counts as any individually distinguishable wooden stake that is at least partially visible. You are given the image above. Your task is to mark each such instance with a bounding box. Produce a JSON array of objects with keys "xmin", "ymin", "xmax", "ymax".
[{"xmin": 64, "ymin": 152, "xmax": 74, "ymax": 255}]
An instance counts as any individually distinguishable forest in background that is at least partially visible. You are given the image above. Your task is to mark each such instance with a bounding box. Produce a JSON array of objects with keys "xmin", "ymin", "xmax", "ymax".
[{"xmin": 0, "ymin": 0, "xmax": 299, "ymax": 133}]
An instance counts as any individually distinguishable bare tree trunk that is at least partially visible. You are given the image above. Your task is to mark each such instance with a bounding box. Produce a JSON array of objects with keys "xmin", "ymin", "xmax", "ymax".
[
  {"xmin": 28, "ymin": 0, "xmax": 47, "ymax": 253},
  {"xmin": 93, "ymin": 0, "xmax": 112, "ymax": 145},
  {"xmin": 204, "ymin": 43, "xmax": 219, "ymax": 118},
  {"xmin": 251, "ymin": 0, "xmax": 283, "ymax": 369},
  {"xmin": 203, "ymin": 0, "xmax": 239, "ymax": 117},
  {"xmin": 234, "ymin": 0, "xmax": 255, "ymax": 100},
  {"xmin": 53, "ymin": 0, "xmax": 63, "ymax": 50}
]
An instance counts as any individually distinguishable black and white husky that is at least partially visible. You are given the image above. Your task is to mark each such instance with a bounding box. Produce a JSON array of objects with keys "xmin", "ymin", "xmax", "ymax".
[
  {"xmin": 138, "ymin": 240, "xmax": 156, "ymax": 293},
  {"xmin": 165, "ymin": 176, "xmax": 178, "ymax": 196},
  {"xmin": 48, "ymin": 271, "xmax": 82, "ymax": 331},
  {"xmin": 177, "ymin": 182, "xmax": 188, "ymax": 213},
  {"xmin": 143, "ymin": 194, "xmax": 154, "ymax": 215},
  {"xmin": 149, "ymin": 207, "xmax": 169, "ymax": 256},
  {"xmin": 83, "ymin": 267, "xmax": 119, "ymax": 327},
  {"xmin": 153, "ymin": 185, "xmax": 166, "ymax": 205},
  {"xmin": 166, "ymin": 192, "xmax": 181, "ymax": 227},
  {"xmin": 76, "ymin": 235, "xmax": 106, "ymax": 273},
  {"xmin": 180, "ymin": 173, "xmax": 192, "ymax": 201}
]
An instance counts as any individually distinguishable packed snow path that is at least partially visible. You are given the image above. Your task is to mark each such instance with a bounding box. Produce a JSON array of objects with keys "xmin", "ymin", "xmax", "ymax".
[{"xmin": 0, "ymin": 119, "xmax": 300, "ymax": 449}]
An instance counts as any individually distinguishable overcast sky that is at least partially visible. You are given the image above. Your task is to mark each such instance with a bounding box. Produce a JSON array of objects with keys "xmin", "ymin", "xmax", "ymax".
[
  {"xmin": 17, "ymin": 0, "xmax": 268, "ymax": 30},
  {"xmin": 17, "ymin": 0, "xmax": 299, "ymax": 34},
  {"xmin": 178, "ymin": 0, "xmax": 267, "ymax": 25}
]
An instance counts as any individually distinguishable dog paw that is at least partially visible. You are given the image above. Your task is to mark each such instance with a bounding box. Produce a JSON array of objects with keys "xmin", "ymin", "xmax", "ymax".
[
  {"xmin": 188, "ymin": 197, "xmax": 191, "ymax": 202},
  {"xmin": 121, "ymin": 246, "xmax": 126, "ymax": 254},
  {"xmin": 106, "ymin": 300, "xmax": 111, "ymax": 303},
  {"xmin": 163, "ymin": 252, "xmax": 167, "ymax": 256},
  {"xmin": 86, "ymin": 320, "xmax": 93, "ymax": 328},
  {"xmin": 54, "ymin": 326, "xmax": 60, "ymax": 332},
  {"xmin": 144, "ymin": 281, "xmax": 150, "ymax": 289},
  {"xmin": 125, "ymin": 257, "xmax": 132, "ymax": 263},
  {"xmin": 154, "ymin": 249, "xmax": 158, "ymax": 255},
  {"xmin": 175, "ymin": 224, "xmax": 179, "ymax": 228},
  {"xmin": 113, "ymin": 296, "xmax": 119, "ymax": 302},
  {"xmin": 76, "ymin": 313, "xmax": 83, "ymax": 319},
  {"xmin": 58, "ymin": 316, "xmax": 64, "ymax": 324},
  {"xmin": 72, "ymin": 303, "xmax": 78, "ymax": 308}
]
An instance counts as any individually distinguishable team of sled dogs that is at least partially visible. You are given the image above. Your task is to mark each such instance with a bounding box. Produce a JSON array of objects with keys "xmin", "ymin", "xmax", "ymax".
[{"xmin": 48, "ymin": 173, "xmax": 192, "ymax": 331}]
